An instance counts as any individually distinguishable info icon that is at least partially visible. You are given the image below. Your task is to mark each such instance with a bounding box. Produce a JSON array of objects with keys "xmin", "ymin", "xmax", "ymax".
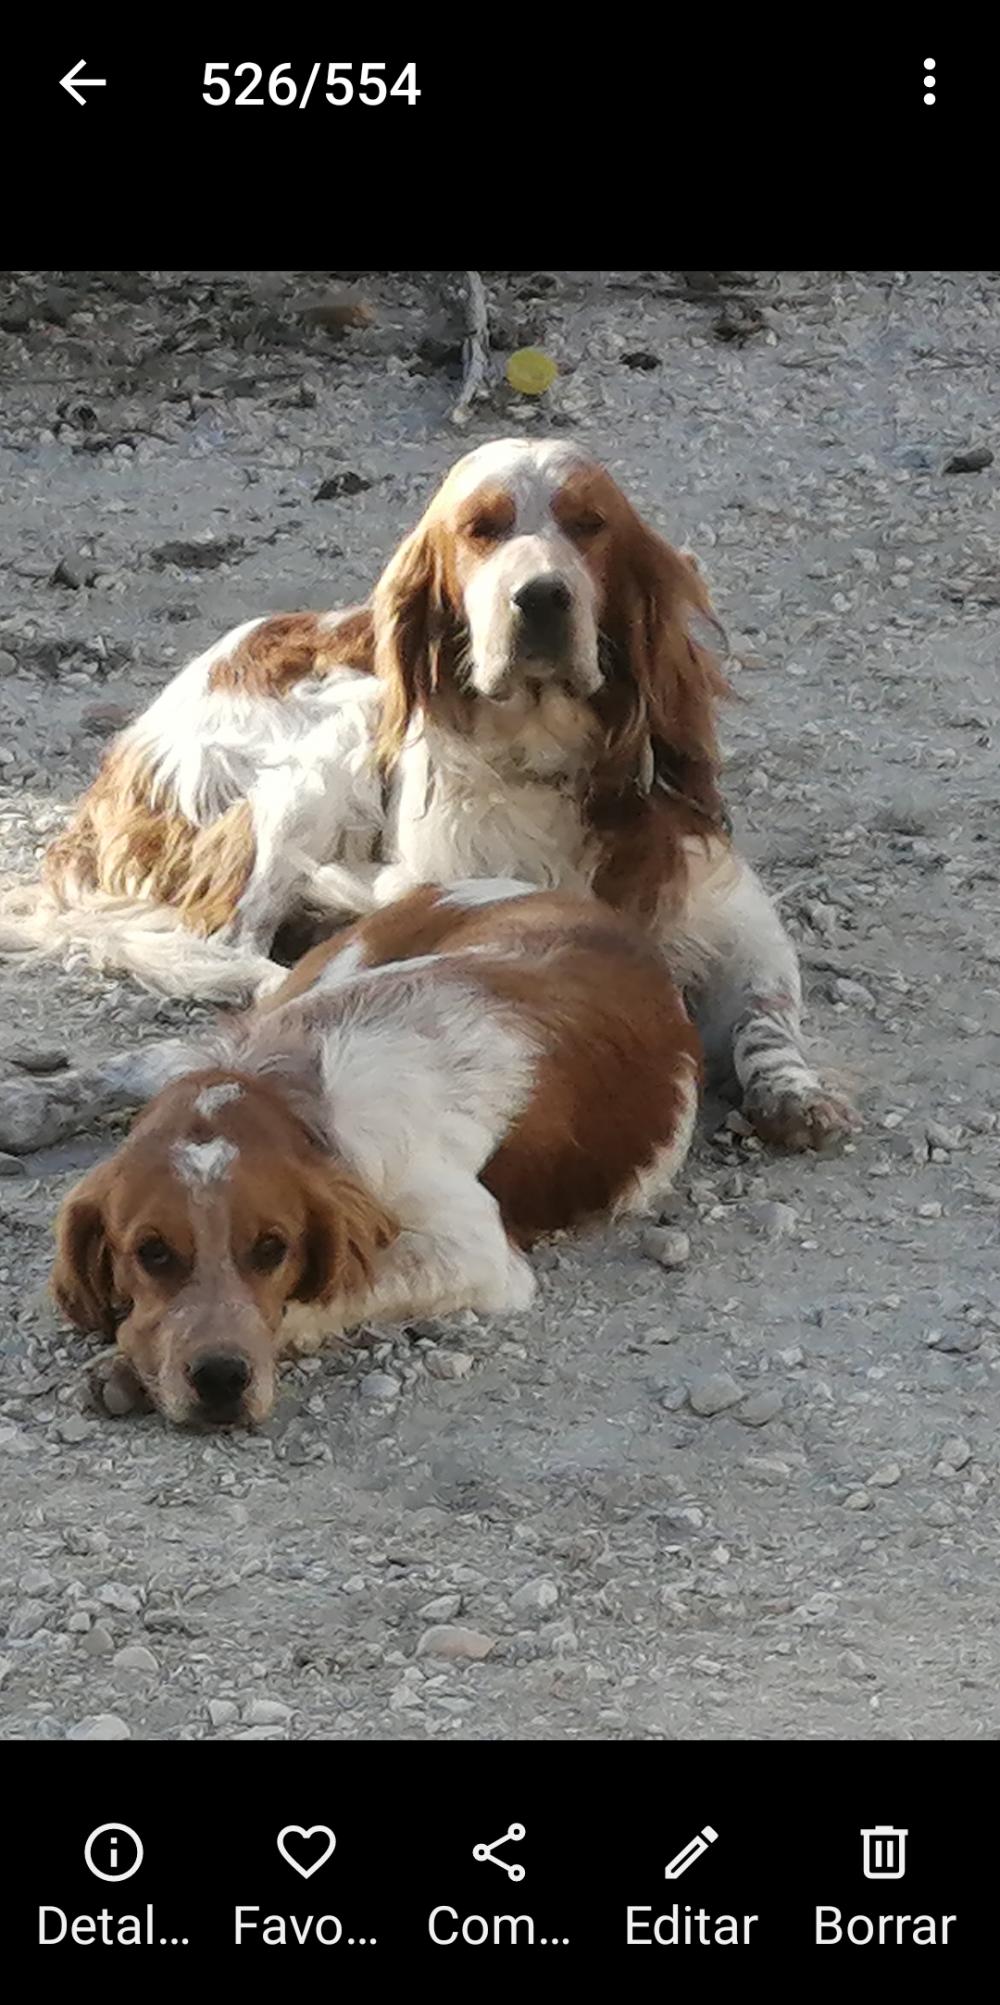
[{"xmin": 84, "ymin": 1823, "xmax": 144, "ymax": 1882}]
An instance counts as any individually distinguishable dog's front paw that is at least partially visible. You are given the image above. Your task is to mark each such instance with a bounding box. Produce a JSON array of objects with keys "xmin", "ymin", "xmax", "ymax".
[
  {"xmin": 86, "ymin": 1350, "xmax": 153, "ymax": 1418},
  {"xmin": 744, "ymin": 1081, "xmax": 859, "ymax": 1153}
]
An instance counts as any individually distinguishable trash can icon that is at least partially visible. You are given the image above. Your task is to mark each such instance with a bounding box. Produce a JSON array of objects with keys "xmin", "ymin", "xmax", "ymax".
[{"xmin": 862, "ymin": 1826, "xmax": 907, "ymax": 1879}]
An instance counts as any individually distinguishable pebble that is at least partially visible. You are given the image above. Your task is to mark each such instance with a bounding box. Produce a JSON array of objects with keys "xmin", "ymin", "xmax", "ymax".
[
  {"xmin": 868, "ymin": 1461, "xmax": 901, "ymax": 1488},
  {"xmin": 736, "ymin": 1388, "xmax": 784, "ymax": 1427},
  {"xmin": 642, "ymin": 1227, "xmax": 691, "ymax": 1269},
  {"xmin": 917, "ymin": 1201, "xmax": 942, "ymax": 1220},
  {"xmin": 938, "ymin": 1436, "xmax": 972, "ymax": 1470},
  {"xmin": 688, "ymin": 1370, "xmax": 742, "ymax": 1417},
  {"xmin": 844, "ymin": 1490, "xmax": 873, "ymax": 1511},
  {"xmin": 418, "ymin": 1593, "xmax": 463, "ymax": 1622},
  {"xmin": 244, "ymin": 1698, "xmax": 293, "ymax": 1725},
  {"xmin": 510, "ymin": 1578, "xmax": 560, "ymax": 1614},
  {"xmin": 360, "ymin": 1372, "xmax": 400, "ymax": 1402},
  {"xmin": 97, "ymin": 1583, "xmax": 142, "ymax": 1615},
  {"xmin": 924, "ymin": 1499, "xmax": 956, "ymax": 1528},
  {"xmin": 0, "ymin": 1152, "xmax": 26, "ymax": 1178},
  {"xmin": 66, "ymin": 1714, "xmax": 131, "ymax": 1741},
  {"xmin": 424, "ymin": 1350, "xmax": 474, "ymax": 1380},
  {"xmin": 838, "ymin": 1649, "xmax": 873, "ymax": 1679},
  {"xmin": 19, "ymin": 1566, "xmax": 56, "ymax": 1595},
  {"xmin": 207, "ymin": 1699, "xmax": 239, "ymax": 1727},
  {"xmin": 926, "ymin": 1120, "xmax": 961, "ymax": 1150},
  {"xmin": 113, "ymin": 1645, "xmax": 159, "ymax": 1674},
  {"xmin": 7, "ymin": 1599, "xmax": 48, "ymax": 1639},
  {"xmin": 415, "ymin": 1625, "xmax": 496, "ymax": 1662},
  {"xmin": 0, "ymin": 1425, "xmax": 32, "ymax": 1455},
  {"xmin": 0, "ymin": 1080, "xmax": 74, "ymax": 1153},
  {"xmin": 834, "ymin": 977, "xmax": 875, "ymax": 1006},
  {"xmin": 55, "ymin": 1415, "xmax": 94, "ymax": 1445},
  {"xmin": 748, "ymin": 1200, "xmax": 799, "ymax": 1238},
  {"xmin": 80, "ymin": 1625, "xmax": 115, "ymax": 1656},
  {"xmin": 774, "ymin": 1345, "xmax": 805, "ymax": 1368},
  {"xmin": 943, "ymin": 445, "xmax": 994, "ymax": 474}
]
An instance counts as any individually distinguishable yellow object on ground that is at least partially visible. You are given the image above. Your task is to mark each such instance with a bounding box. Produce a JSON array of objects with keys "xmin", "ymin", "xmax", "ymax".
[{"xmin": 506, "ymin": 347, "xmax": 558, "ymax": 396}]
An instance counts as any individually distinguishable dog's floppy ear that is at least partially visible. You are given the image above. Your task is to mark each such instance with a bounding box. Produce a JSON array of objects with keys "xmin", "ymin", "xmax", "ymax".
[
  {"xmin": 373, "ymin": 520, "xmax": 464, "ymax": 767},
  {"xmin": 291, "ymin": 1160, "xmax": 398, "ymax": 1306},
  {"xmin": 602, "ymin": 514, "xmax": 731, "ymax": 821},
  {"xmin": 52, "ymin": 1161, "xmax": 118, "ymax": 1339}
]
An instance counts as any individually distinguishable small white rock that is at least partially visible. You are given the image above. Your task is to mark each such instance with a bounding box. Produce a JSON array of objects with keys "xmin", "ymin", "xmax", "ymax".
[
  {"xmin": 510, "ymin": 1578, "xmax": 560, "ymax": 1614},
  {"xmin": 642, "ymin": 1227, "xmax": 691, "ymax": 1269},
  {"xmin": 66, "ymin": 1713, "xmax": 131, "ymax": 1741},
  {"xmin": 360, "ymin": 1371, "xmax": 400, "ymax": 1402},
  {"xmin": 80, "ymin": 1624, "xmax": 115, "ymax": 1657},
  {"xmin": 736, "ymin": 1388, "xmax": 784, "ymax": 1427},
  {"xmin": 97, "ymin": 1583, "xmax": 142, "ymax": 1615},
  {"xmin": 424, "ymin": 1350, "xmax": 474, "ymax": 1380},
  {"xmin": 868, "ymin": 1461, "xmax": 901, "ymax": 1488},
  {"xmin": 19, "ymin": 1566, "xmax": 56, "ymax": 1596},
  {"xmin": 844, "ymin": 1489, "xmax": 873, "ymax": 1511},
  {"xmin": 748, "ymin": 1200, "xmax": 799, "ymax": 1238},
  {"xmin": 55, "ymin": 1415, "xmax": 94, "ymax": 1445},
  {"xmin": 688, "ymin": 1371, "xmax": 742, "ymax": 1417},
  {"xmin": 243, "ymin": 1698, "xmax": 293, "ymax": 1725},
  {"xmin": 418, "ymin": 1593, "xmax": 464, "ymax": 1622},
  {"xmin": 939, "ymin": 1436, "xmax": 972, "ymax": 1470},
  {"xmin": 207, "ymin": 1699, "xmax": 239, "ymax": 1727},
  {"xmin": 113, "ymin": 1645, "xmax": 159, "ymax": 1674},
  {"xmin": 415, "ymin": 1625, "xmax": 496, "ymax": 1662}
]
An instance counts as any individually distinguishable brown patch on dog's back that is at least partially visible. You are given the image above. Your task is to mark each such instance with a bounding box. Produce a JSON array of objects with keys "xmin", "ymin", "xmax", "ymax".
[
  {"xmin": 266, "ymin": 887, "xmax": 701, "ymax": 1243},
  {"xmin": 208, "ymin": 608, "xmax": 375, "ymax": 696},
  {"xmin": 470, "ymin": 925, "xmax": 700, "ymax": 1242}
]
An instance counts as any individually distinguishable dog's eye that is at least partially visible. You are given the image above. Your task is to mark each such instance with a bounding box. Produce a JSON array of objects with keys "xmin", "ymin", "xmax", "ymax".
[
  {"xmin": 251, "ymin": 1234, "xmax": 287, "ymax": 1273},
  {"xmin": 565, "ymin": 515, "xmax": 605, "ymax": 539},
  {"xmin": 466, "ymin": 518, "xmax": 505, "ymax": 542},
  {"xmin": 136, "ymin": 1237, "xmax": 176, "ymax": 1276}
]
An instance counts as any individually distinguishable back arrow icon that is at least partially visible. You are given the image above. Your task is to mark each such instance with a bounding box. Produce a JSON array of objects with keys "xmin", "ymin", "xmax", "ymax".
[{"xmin": 60, "ymin": 60, "xmax": 107, "ymax": 105}]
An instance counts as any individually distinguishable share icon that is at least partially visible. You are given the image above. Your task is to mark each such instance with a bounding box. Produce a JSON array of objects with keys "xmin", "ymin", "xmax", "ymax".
[{"xmin": 472, "ymin": 1822, "xmax": 526, "ymax": 1881}]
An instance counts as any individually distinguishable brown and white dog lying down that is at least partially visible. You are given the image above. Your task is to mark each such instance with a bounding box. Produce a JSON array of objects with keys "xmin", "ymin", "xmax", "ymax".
[
  {"xmin": 51, "ymin": 885, "xmax": 700, "ymax": 1429},
  {"xmin": 6, "ymin": 437, "xmax": 855, "ymax": 1151}
]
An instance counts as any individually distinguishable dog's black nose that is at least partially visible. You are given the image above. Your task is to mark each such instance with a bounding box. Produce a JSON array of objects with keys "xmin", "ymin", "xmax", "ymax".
[
  {"xmin": 188, "ymin": 1352, "xmax": 251, "ymax": 1410},
  {"xmin": 512, "ymin": 577, "xmax": 572, "ymax": 623}
]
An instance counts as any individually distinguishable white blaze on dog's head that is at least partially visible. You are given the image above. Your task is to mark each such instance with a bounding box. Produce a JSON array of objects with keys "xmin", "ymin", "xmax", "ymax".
[
  {"xmin": 193, "ymin": 1081, "xmax": 244, "ymax": 1119},
  {"xmin": 171, "ymin": 1136, "xmax": 239, "ymax": 1190}
]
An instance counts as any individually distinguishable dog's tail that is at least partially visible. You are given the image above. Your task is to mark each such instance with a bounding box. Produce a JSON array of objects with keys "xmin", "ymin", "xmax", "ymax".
[{"xmin": 0, "ymin": 884, "xmax": 280, "ymax": 1005}]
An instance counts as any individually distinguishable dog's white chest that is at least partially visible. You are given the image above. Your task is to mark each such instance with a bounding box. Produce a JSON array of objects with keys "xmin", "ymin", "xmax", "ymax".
[{"xmin": 387, "ymin": 734, "xmax": 596, "ymax": 893}]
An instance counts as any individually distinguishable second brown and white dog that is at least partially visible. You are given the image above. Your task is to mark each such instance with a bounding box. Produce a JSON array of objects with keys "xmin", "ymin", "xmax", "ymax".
[
  {"xmin": 4, "ymin": 438, "xmax": 856, "ymax": 1150},
  {"xmin": 51, "ymin": 884, "xmax": 700, "ymax": 1428}
]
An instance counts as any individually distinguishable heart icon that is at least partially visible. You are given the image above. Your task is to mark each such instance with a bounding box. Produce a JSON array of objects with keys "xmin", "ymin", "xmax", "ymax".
[{"xmin": 277, "ymin": 1825, "xmax": 336, "ymax": 1879}]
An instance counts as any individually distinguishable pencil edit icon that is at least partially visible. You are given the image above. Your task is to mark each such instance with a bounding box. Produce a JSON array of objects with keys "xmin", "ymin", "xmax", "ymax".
[{"xmin": 665, "ymin": 1826, "xmax": 719, "ymax": 1880}]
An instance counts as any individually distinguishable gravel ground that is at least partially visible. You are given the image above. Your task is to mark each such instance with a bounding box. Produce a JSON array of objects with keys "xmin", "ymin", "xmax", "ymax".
[{"xmin": 0, "ymin": 269, "xmax": 998, "ymax": 1743}]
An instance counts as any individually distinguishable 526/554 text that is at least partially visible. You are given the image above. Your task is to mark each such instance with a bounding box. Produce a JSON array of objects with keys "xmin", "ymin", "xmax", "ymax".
[{"xmin": 202, "ymin": 63, "xmax": 420, "ymax": 108}]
